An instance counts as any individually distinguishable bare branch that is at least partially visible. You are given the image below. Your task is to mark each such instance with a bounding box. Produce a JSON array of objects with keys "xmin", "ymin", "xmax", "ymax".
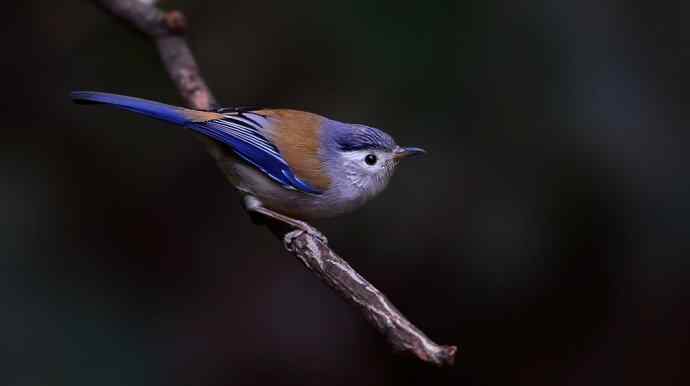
[
  {"xmin": 92, "ymin": 0, "xmax": 457, "ymax": 366},
  {"xmin": 95, "ymin": 0, "xmax": 215, "ymax": 110},
  {"xmin": 285, "ymin": 231, "xmax": 457, "ymax": 366}
]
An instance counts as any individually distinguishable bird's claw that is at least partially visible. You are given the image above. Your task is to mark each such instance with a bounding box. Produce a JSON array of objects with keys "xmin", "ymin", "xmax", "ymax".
[
  {"xmin": 283, "ymin": 228, "xmax": 328, "ymax": 254},
  {"xmin": 301, "ymin": 226, "xmax": 328, "ymax": 245},
  {"xmin": 284, "ymin": 223, "xmax": 328, "ymax": 246}
]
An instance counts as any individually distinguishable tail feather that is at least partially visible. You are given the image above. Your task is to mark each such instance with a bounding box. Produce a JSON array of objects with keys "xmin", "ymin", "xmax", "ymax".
[{"xmin": 70, "ymin": 91, "xmax": 190, "ymax": 126}]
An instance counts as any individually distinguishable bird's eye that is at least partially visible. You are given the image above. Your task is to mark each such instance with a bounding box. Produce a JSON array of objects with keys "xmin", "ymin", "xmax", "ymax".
[{"xmin": 365, "ymin": 154, "xmax": 378, "ymax": 165}]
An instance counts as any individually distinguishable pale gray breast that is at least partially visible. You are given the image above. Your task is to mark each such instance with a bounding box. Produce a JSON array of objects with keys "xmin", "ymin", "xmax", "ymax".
[{"xmin": 216, "ymin": 151, "xmax": 360, "ymax": 219}]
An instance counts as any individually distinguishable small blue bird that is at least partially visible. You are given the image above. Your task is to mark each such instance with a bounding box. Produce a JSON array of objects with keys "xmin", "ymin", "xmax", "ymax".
[{"xmin": 71, "ymin": 91, "xmax": 425, "ymax": 241}]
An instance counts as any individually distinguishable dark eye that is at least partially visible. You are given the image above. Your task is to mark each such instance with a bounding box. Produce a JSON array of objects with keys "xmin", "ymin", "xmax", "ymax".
[{"xmin": 365, "ymin": 154, "xmax": 377, "ymax": 165}]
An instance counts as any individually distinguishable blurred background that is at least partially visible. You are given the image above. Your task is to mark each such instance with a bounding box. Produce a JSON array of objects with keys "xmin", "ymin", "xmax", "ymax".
[{"xmin": 2, "ymin": 0, "xmax": 689, "ymax": 385}]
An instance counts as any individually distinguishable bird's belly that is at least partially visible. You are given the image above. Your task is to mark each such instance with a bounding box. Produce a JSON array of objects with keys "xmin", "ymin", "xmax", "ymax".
[{"xmin": 217, "ymin": 156, "xmax": 359, "ymax": 220}]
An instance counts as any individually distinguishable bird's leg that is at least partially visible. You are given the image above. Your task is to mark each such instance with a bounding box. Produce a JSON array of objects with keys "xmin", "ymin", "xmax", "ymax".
[{"xmin": 242, "ymin": 196, "xmax": 328, "ymax": 244}]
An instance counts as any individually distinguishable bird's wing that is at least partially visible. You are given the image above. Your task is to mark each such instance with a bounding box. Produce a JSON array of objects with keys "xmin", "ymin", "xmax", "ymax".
[
  {"xmin": 250, "ymin": 109, "xmax": 332, "ymax": 193},
  {"xmin": 186, "ymin": 110, "xmax": 324, "ymax": 194},
  {"xmin": 69, "ymin": 91, "xmax": 325, "ymax": 194}
]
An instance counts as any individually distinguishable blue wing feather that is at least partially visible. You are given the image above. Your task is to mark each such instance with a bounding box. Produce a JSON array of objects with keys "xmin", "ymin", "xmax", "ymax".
[
  {"xmin": 70, "ymin": 91, "xmax": 322, "ymax": 194},
  {"xmin": 187, "ymin": 115, "xmax": 322, "ymax": 194}
]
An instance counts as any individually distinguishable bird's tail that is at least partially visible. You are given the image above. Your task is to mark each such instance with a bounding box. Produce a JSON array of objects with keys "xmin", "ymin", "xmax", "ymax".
[{"xmin": 70, "ymin": 91, "xmax": 191, "ymax": 126}]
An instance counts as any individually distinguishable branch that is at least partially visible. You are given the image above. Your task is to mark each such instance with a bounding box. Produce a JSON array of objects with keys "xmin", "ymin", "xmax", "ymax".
[
  {"xmin": 284, "ymin": 231, "xmax": 457, "ymax": 366},
  {"xmin": 95, "ymin": 0, "xmax": 215, "ymax": 110},
  {"xmin": 93, "ymin": 0, "xmax": 457, "ymax": 366}
]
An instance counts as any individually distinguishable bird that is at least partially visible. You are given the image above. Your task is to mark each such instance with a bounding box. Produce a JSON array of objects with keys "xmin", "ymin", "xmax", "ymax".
[{"xmin": 70, "ymin": 91, "xmax": 426, "ymax": 242}]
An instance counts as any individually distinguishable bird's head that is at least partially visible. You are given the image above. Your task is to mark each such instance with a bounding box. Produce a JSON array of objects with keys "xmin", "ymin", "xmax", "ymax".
[{"xmin": 327, "ymin": 123, "xmax": 426, "ymax": 198}]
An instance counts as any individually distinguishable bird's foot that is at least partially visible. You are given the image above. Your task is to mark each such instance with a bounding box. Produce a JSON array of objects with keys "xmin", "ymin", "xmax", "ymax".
[
  {"xmin": 282, "ymin": 219, "xmax": 328, "ymax": 246},
  {"xmin": 292, "ymin": 221, "xmax": 328, "ymax": 245},
  {"xmin": 242, "ymin": 196, "xmax": 328, "ymax": 244}
]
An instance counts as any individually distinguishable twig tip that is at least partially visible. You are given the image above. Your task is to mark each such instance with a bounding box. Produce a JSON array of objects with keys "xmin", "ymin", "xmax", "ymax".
[{"xmin": 441, "ymin": 345, "xmax": 458, "ymax": 366}]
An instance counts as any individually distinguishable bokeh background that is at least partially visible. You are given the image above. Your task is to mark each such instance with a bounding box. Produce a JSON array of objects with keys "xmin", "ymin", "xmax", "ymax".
[{"xmin": 3, "ymin": 1, "xmax": 689, "ymax": 385}]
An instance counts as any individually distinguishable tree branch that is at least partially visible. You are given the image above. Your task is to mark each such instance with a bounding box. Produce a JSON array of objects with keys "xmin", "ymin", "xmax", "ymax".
[
  {"xmin": 95, "ymin": 0, "xmax": 215, "ymax": 110},
  {"xmin": 93, "ymin": 0, "xmax": 457, "ymax": 366},
  {"xmin": 284, "ymin": 231, "xmax": 457, "ymax": 366}
]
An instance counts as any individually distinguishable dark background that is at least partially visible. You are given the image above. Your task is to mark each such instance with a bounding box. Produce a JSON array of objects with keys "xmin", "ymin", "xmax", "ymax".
[{"xmin": 2, "ymin": 1, "xmax": 689, "ymax": 385}]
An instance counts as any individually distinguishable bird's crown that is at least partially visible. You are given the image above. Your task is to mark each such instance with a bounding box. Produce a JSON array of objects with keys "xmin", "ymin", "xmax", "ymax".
[{"xmin": 334, "ymin": 124, "xmax": 396, "ymax": 152}]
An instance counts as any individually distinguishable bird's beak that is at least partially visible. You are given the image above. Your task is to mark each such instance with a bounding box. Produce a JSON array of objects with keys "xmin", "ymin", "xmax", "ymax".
[{"xmin": 393, "ymin": 146, "xmax": 427, "ymax": 160}]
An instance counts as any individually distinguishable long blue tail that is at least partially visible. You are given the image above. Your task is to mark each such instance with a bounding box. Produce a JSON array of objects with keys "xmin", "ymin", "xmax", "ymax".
[{"xmin": 70, "ymin": 91, "xmax": 190, "ymax": 126}]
